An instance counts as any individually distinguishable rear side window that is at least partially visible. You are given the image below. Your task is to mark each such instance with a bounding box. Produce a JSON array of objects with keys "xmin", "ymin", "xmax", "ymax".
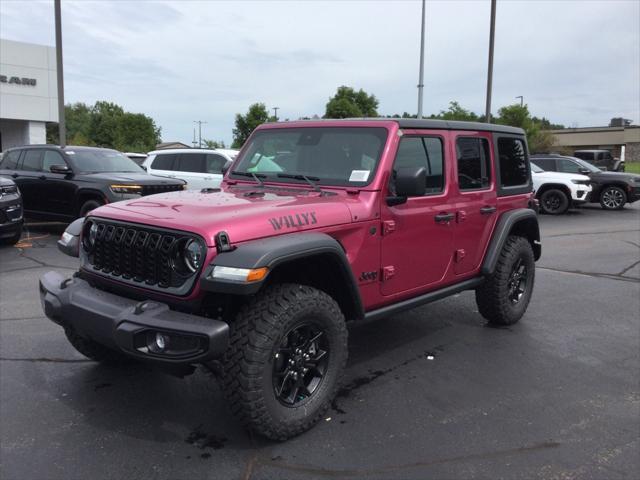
[
  {"xmin": 21, "ymin": 150, "xmax": 43, "ymax": 171},
  {"xmin": 497, "ymin": 137, "xmax": 528, "ymax": 187},
  {"xmin": 531, "ymin": 158, "xmax": 556, "ymax": 171},
  {"xmin": 176, "ymin": 153, "xmax": 205, "ymax": 173},
  {"xmin": 393, "ymin": 136, "xmax": 444, "ymax": 194},
  {"xmin": 0, "ymin": 150, "xmax": 21, "ymax": 169},
  {"xmin": 205, "ymin": 154, "xmax": 226, "ymax": 174},
  {"xmin": 151, "ymin": 154, "xmax": 176, "ymax": 170},
  {"xmin": 456, "ymin": 137, "xmax": 491, "ymax": 190},
  {"xmin": 574, "ymin": 152, "xmax": 589, "ymax": 160}
]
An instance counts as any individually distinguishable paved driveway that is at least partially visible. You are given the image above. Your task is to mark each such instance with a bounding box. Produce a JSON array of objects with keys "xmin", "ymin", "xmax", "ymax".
[{"xmin": 1, "ymin": 204, "xmax": 639, "ymax": 480}]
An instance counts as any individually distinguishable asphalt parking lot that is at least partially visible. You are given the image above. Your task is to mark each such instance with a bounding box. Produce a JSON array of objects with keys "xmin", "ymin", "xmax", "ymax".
[{"xmin": 1, "ymin": 204, "xmax": 639, "ymax": 480}]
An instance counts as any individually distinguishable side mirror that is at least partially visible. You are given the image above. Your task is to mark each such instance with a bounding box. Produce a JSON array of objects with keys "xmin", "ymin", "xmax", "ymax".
[
  {"xmin": 140, "ymin": 165, "xmax": 147, "ymax": 171},
  {"xmin": 578, "ymin": 168, "xmax": 591, "ymax": 175},
  {"xmin": 50, "ymin": 164, "xmax": 72, "ymax": 175},
  {"xmin": 222, "ymin": 160, "xmax": 232, "ymax": 175},
  {"xmin": 387, "ymin": 167, "xmax": 426, "ymax": 205}
]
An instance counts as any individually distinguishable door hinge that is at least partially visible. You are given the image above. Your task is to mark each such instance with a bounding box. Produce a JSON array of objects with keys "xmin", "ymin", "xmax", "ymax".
[
  {"xmin": 457, "ymin": 210, "xmax": 467, "ymax": 223},
  {"xmin": 382, "ymin": 220, "xmax": 396, "ymax": 235},
  {"xmin": 455, "ymin": 249, "xmax": 466, "ymax": 262},
  {"xmin": 382, "ymin": 265, "xmax": 395, "ymax": 281}
]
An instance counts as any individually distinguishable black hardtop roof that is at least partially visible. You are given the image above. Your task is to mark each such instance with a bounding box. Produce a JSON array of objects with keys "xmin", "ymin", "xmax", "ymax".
[{"xmin": 269, "ymin": 118, "xmax": 525, "ymax": 135}]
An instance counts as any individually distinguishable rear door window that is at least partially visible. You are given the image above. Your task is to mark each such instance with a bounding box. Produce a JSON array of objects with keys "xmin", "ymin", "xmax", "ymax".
[
  {"xmin": 531, "ymin": 158, "xmax": 556, "ymax": 171},
  {"xmin": 497, "ymin": 137, "xmax": 529, "ymax": 188},
  {"xmin": 456, "ymin": 137, "xmax": 491, "ymax": 190},
  {"xmin": 21, "ymin": 150, "xmax": 43, "ymax": 171},
  {"xmin": 176, "ymin": 153, "xmax": 206, "ymax": 173},
  {"xmin": 151, "ymin": 154, "xmax": 177, "ymax": 170}
]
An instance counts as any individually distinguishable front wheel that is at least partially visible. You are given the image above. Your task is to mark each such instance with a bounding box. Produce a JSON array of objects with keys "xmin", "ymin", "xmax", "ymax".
[
  {"xmin": 600, "ymin": 186, "xmax": 627, "ymax": 210},
  {"xmin": 221, "ymin": 284, "xmax": 348, "ymax": 440},
  {"xmin": 79, "ymin": 199, "xmax": 104, "ymax": 217},
  {"xmin": 539, "ymin": 188, "xmax": 569, "ymax": 215},
  {"xmin": 475, "ymin": 236, "xmax": 535, "ymax": 326}
]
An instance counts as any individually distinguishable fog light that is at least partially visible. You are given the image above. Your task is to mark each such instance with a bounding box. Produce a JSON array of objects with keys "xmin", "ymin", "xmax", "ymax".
[{"xmin": 155, "ymin": 332, "xmax": 168, "ymax": 351}]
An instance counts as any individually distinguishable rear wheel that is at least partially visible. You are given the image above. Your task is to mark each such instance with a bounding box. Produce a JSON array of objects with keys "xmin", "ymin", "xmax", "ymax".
[
  {"xmin": 476, "ymin": 236, "xmax": 535, "ymax": 326},
  {"xmin": 221, "ymin": 284, "xmax": 348, "ymax": 440},
  {"xmin": 79, "ymin": 199, "xmax": 103, "ymax": 217},
  {"xmin": 600, "ymin": 186, "xmax": 626, "ymax": 210},
  {"xmin": 539, "ymin": 188, "xmax": 569, "ymax": 215}
]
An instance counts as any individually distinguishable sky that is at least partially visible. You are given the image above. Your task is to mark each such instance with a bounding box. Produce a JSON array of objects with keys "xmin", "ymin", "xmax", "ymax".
[{"xmin": 1, "ymin": 0, "xmax": 639, "ymax": 146}]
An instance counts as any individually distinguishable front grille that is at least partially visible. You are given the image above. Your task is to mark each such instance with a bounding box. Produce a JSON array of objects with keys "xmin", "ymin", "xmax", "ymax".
[
  {"xmin": 86, "ymin": 220, "xmax": 201, "ymax": 293},
  {"xmin": 142, "ymin": 184, "xmax": 183, "ymax": 196}
]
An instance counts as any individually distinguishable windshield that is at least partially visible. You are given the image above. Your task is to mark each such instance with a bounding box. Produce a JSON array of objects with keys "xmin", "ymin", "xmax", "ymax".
[
  {"xmin": 67, "ymin": 149, "xmax": 143, "ymax": 173},
  {"xmin": 530, "ymin": 163, "xmax": 543, "ymax": 173},
  {"xmin": 572, "ymin": 157, "xmax": 602, "ymax": 173},
  {"xmin": 231, "ymin": 127, "xmax": 388, "ymax": 187}
]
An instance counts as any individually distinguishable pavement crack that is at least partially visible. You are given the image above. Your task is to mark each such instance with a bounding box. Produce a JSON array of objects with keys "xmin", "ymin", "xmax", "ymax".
[
  {"xmin": 538, "ymin": 266, "xmax": 640, "ymax": 283},
  {"xmin": 618, "ymin": 259, "xmax": 640, "ymax": 276},
  {"xmin": 0, "ymin": 357, "xmax": 92, "ymax": 363}
]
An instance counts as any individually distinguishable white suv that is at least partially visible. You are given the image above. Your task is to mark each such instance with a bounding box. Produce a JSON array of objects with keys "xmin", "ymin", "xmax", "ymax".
[
  {"xmin": 143, "ymin": 148, "xmax": 238, "ymax": 190},
  {"xmin": 531, "ymin": 162, "xmax": 592, "ymax": 214}
]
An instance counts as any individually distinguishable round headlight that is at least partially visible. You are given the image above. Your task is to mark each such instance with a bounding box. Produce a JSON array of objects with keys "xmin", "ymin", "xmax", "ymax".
[
  {"xmin": 89, "ymin": 223, "xmax": 98, "ymax": 246},
  {"xmin": 183, "ymin": 239, "xmax": 204, "ymax": 272}
]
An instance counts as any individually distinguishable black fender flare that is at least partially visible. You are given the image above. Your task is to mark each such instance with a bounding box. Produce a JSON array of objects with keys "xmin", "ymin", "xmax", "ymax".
[
  {"xmin": 481, "ymin": 208, "xmax": 541, "ymax": 276},
  {"xmin": 200, "ymin": 232, "xmax": 364, "ymax": 319}
]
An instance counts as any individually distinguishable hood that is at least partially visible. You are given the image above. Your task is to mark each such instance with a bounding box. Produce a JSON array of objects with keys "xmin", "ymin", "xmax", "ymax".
[
  {"xmin": 0, "ymin": 176, "xmax": 17, "ymax": 187},
  {"xmin": 589, "ymin": 171, "xmax": 640, "ymax": 182},
  {"xmin": 532, "ymin": 171, "xmax": 590, "ymax": 181},
  {"xmin": 77, "ymin": 172, "xmax": 185, "ymax": 185},
  {"xmin": 90, "ymin": 184, "xmax": 356, "ymax": 246}
]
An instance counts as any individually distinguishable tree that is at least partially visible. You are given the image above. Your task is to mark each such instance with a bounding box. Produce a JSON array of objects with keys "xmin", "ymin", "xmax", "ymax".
[
  {"xmin": 496, "ymin": 104, "xmax": 557, "ymax": 154},
  {"xmin": 232, "ymin": 103, "xmax": 274, "ymax": 148},
  {"xmin": 431, "ymin": 101, "xmax": 480, "ymax": 122},
  {"xmin": 202, "ymin": 139, "xmax": 226, "ymax": 149},
  {"xmin": 324, "ymin": 86, "xmax": 378, "ymax": 119},
  {"xmin": 46, "ymin": 101, "xmax": 161, "ymax": 152}
]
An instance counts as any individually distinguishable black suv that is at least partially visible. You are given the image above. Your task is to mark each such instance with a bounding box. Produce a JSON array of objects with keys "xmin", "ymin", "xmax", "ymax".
[
  {"xmin": 531, "ymin": 154, "xmax": 640, "ymax": 210},
  {"xmin": 0, "ymin": 176, "xmax": 23, "ymax": 245},
  {"xmin": 0, "ymin": 146, "xmax": 186, "ymax": 220},
  {"xmin": 574, "ymin": 150, "xmax": 624, "ymax": 172}
]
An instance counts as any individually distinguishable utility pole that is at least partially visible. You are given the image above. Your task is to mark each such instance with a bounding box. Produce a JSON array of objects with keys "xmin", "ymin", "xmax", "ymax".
[
  {"xmin": 193, "ymin": 120, "xmax": 207, "ymax": 148},
  {"xmin": 272, "ymin": 107, "xmax": 279, "ymax": 121},
  {"xmin": 192, "ymin": 127, "xmax": 197, "ymax": 148},
  {"xmin": 417, "ymin": 0, "xmax": 426, "ymax": 118},
  {"xmin": 516, "ymin": 95, "xmax": 523, "ymax": 107},
  {"xmin": 54, "ymin": 0, "xmax": 66, "ymax": 147},
  {"xmin": 484, "ymin": 0, "xmax": 497, "ymax": 123}
]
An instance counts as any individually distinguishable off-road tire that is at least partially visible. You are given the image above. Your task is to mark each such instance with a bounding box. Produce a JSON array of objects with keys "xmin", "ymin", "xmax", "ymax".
[
  {"xmin": 599, "ymin": 186, "xmax": 627, "ymax": 210},
  {"xmin": 79, "ymin": 199, "xmax": 103, "ymax": 217},
  {"xmin": 1, "ymin": 226, "xmax": 22, "ymax": 246},
  {"xmin": 221, "ymin": 283, "xmax": 348, "ymax": 440},
  {"xmin": 539, "ymin": 188, "xmax": 569, "ymax": 215},
  {"xmin": 475, "ymin": 235, "xmax": 535, "ymax": 326},
  {"xmin": 64, "ymin": 327, "xmax": 131, "ymax": 364}
]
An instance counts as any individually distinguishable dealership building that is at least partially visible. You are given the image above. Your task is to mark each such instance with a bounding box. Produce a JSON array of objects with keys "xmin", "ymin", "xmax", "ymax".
[{"xmin": 0, "ymin": 38, "xmax": 58, "ymax": 151}]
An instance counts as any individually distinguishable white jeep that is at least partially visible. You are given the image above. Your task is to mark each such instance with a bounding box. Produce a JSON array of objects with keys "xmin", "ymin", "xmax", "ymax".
[{"xmin": 531, "ymin": 163, "xmax": 592, "ymax": 214}]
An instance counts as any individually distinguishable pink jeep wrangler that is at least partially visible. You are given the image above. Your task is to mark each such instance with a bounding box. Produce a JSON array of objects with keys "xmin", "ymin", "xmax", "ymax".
[{"xmin": 41, "ymin": 119, "xmax": 540, "ymax": 440}]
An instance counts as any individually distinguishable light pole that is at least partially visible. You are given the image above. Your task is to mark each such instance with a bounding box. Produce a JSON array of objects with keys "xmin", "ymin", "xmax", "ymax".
[
  {"xmin": 54, "ymin": 0, "xmax": 66, "ymax": 147},
  {"xmin": 272, "ymin": 107, "xmax": 279, "ymax": 121},
  {"xmin": 417, "ymin": 0, "xmax": 426, "ymax": 118},
  {"xmin": 516, "ymin": 95, "xmax": 523, "ymax": 107},
  {"xmin": 193, "ymin": 120, "xmax": 207, "ymax": 148},
  {"xmin": 484, "ymin": 0, "xmax": 497, "ymax": 123}
]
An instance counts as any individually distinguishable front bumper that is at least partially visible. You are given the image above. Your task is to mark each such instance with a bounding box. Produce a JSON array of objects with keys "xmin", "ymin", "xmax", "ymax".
[
  {"xmin": 39, "ymin": 271, "xmax": 229, "ymax": 364},
  {"xmin": 0, "ymin": 201, "xmax": 23, "ymax": 239}
]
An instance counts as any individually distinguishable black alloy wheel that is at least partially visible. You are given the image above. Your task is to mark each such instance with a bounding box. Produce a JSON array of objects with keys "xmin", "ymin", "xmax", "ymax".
[
  {"xmin": 507, "ymin": 258, "xmax": 528, "ymax": 304},
  {"xmin": 539, "ymin": 189, "xmax": 569, "ymax": 215},
  {"xmin": 273, "ymin": 324, "xmax": 329, "ymax": 406}
]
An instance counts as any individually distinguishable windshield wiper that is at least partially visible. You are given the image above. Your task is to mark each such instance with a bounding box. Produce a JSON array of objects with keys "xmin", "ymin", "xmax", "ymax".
[
  {"xmin": 277, "ymin": 173, "xmax": 321, "ymax": 192},
  {"xmin": 231, "ymin": 170, "xmax": 266, "ymax": 187}
]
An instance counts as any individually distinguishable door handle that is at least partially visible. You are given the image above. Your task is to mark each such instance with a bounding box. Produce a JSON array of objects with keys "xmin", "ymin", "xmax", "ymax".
[
  {"xmin": 39, "ymin": 175, "xmax": 47, "ymax": 180},
  {"xmin": 480, "ymin": 206, "xmax": 497, "ymax": 215},
  {"xmin": 11, "ymin": 173, "xmax": 19, "ymax": 178},
  {"xmin": 434, "ymin": 212, "xmax": 455, "ymax": 223}
]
